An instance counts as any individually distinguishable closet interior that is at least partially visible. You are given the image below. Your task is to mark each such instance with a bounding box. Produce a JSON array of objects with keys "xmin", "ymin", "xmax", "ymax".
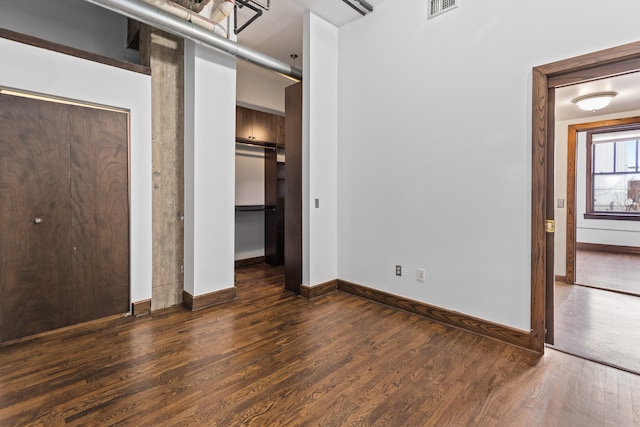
[{"xmin": 234, "ymin": 105, "xmax": 285, "ymax": 267}]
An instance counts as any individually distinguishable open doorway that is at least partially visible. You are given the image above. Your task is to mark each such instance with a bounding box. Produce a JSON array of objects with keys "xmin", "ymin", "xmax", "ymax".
[
  {"xmin": 562, "ymin": 117, "xmax": 640, "ymax": 296},
  {"xmin": 234, "ymin": 56, "xmax": 303, "ymax": 295},
  {"xmin": 531, "ymin": 43, "xmax": 640, "ymax": 371},
  {"xmin": 555, "ymin": 114, "xmax": 640, "ymax": 374},
  {"xmin": 531, "ymin": 40, "xmax": 640, "ymax": 351}
]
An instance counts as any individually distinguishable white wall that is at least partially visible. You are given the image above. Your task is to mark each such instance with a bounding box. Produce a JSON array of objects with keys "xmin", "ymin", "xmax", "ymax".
[
  {"xmin": 303, "ymin": 12, "xmax": 339, "ymax": 286},
  {"xmin": 337, "ymin": 0, "xmax": 640, "ymax": 331},
  {"xmin": 184, "ymin": 41, "xmax": 236, "ymax": 297},
  {"xmin": 235, "ymin": 145, "xmax": 265, "ymax": 260},
  {"xmin": 555, "ymin": 111, "xmax": 640, "ymax": 276},
  {"xmin": 236, "ymin": 62, "xmax": 291, "ymax": 113},
  {"xmin": 0, "ymin": 38, "xmax": 152, "ymax": 305},
  {"xmin": 0, "ymin": 0, "xmax": 130, "ymax": 61},
  {"xmin": 235, "ymin": 146, "xmax": 265, "ymax": 205}
]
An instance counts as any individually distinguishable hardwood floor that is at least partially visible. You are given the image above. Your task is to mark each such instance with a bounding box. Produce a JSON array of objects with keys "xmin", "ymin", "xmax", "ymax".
[
  {"xmin": 553, "ymin": 281, "xmax": 640, "ymax": 375},
  {"xmin": 1, "ymin": 264, "xmax": 640, "ymax": 426},
  {"xmin": 576, "ymin": 249, "xmax": 640, "ymax": 296}
]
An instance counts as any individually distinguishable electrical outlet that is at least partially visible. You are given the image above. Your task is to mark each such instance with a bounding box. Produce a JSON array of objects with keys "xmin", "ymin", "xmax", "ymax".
[
  {"xmin": 417, "ymin": 268, "xmax": 425, "ymax": 282},
  {"xmin": 396, "ymin": 265, "xmax": 402, "ymax": 276}
]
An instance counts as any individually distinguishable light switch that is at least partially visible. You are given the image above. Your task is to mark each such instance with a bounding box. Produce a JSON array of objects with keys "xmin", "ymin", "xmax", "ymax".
[{"xmin": 557, "ymin": 199, "xmax": 565, "ymax": 208}]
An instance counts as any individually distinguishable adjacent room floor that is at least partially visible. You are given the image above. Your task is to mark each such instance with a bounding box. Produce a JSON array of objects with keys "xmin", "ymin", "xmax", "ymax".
[
  {"xmin": 575, "ymin": 248, "xmax": 640, "ymax": 296},
  {"xmin": 555, "ymin": 249, "xmax": 640, "ymax": 373},
  {"xmin": 553, "ymin": 281, "xmax": 640, "ymax": 374}
]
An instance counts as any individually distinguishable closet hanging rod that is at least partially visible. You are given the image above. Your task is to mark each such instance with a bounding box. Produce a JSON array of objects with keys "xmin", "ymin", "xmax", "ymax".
[
  {"xmin": 235, "ymin": 140, "xmax": 277, "ymax": 150},
  {"xmin": 235, "ymin": 205, "xmax": 276, "ymax": 212}
]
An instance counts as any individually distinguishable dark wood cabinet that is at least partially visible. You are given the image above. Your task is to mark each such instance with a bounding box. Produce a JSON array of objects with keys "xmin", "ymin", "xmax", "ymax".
[
  {"xmin": 285, "ymin": 83, "xmax": 302, "ymax": 293},
  {"xmin": 236, "ymin": 106, "xmax": 284, "ymax": 145},
  {"xmin": 264, "ymin": 151, "xmax": 285, "ymax": 266},
  {"xmin": 264, "ymin": 149, "xmax": 278, "ymax": 265},
  {"xmin": 0, "ymin": 93, "xmax": 129, "ymax": 342},
  {"xmin": 235, "ymin": 105, "xmax": 254, "ymax": 141}
]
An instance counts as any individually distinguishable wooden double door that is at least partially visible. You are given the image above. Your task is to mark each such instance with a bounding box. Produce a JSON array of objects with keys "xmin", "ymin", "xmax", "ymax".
[{"xmin": 0, "ymin": 92, "xmax": 129, "ymax": 342}]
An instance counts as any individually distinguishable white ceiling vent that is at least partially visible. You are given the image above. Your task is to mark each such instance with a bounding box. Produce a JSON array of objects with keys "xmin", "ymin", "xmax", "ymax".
[{"xmin": 428, "ymin": 0, "xmax": 457, "ymax": 19}]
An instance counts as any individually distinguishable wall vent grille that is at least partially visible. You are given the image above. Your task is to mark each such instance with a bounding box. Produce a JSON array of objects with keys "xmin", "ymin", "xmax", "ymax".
[{"xmin": 428, "ymin": 0, "xmax": 457, "ymax": 19}]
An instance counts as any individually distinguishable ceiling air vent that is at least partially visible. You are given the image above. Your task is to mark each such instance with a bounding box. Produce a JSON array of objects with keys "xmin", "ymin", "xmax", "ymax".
[{"xmin": 428, "ymin": 0, "xmax": 457, "ymax": 19}]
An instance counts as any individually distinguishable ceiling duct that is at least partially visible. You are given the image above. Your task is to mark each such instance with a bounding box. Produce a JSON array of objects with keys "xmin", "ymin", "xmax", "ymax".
[
  {"xmin": 83, "ymin": 0, "xmax": 302, "ymax": 80},
  {"xmin": 341, "ymin": 0, "xmax": 373, "ymax": 16}
]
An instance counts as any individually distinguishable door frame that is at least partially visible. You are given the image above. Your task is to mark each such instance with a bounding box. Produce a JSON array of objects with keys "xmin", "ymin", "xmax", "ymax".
[
  {"xmin": 565, "ymin": 117, "xmax": 640, "ymax": 284},
  {"xmin": 531, "ymin": 41, "xmax": 640, "ymax": 352}
]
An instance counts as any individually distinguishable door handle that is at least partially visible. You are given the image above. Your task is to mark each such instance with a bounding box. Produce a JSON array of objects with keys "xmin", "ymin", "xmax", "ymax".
[{"xmin": 34, "ymin": 217, "xmax": 43, "ymax": 224}]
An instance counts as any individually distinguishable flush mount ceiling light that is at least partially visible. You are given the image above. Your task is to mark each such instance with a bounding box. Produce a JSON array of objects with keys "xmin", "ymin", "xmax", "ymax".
[{"xmin": 571, "ymin": 91, "xmax": 617, "ymax": 112}]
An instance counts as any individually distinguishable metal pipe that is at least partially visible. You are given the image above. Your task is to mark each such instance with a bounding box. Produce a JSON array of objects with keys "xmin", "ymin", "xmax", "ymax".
[
  {"xmin": 341, "ymin": 0, "xmax": 373, "ymax": 16},
  {"xmin": 341, "ymin": 0, "xmax": 366, "ymax": 16},
  {"xmin": 355, "ymin": 0, "xmax": 374, "ymax": 12},
  {"xmin": 138, "ymin": 0, "xmax": 227, "ymax": 37},
  {"xmin": 84, "ymin": 0, "xmax": 302, "ymax": 80}
]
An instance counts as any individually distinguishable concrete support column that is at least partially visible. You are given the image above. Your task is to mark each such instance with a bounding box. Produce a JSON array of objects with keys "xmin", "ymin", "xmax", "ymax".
[{"xmin": 140, "ymin": 27, "xmax": 185, "ymax": 310}]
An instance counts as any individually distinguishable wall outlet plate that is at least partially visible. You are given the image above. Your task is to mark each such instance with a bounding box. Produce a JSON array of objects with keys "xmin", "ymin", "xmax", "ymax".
[
  {"xmin": 396, "ymin": 265, "xmax": 402, "ymax": 276},
  {"xmin": 417, "ymin": 268, "xmax": 425, "ymax": 282}
]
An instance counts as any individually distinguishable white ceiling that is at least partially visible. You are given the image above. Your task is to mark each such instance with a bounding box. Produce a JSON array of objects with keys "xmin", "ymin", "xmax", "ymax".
[
  {"xmin": 235, "ymin": 0, "xmax": 388, "ymax": 67},
  {"xmin": 233, "ymin": 1, "xmax": 640, "ymax": 122},
  {"xmin": 555, "ymin": 72, "xmax": 640, "ymax": 122}
]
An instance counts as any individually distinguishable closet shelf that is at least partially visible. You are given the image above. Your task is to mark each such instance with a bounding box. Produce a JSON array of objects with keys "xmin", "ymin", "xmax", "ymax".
[{"xmin": 235, "ymin": 204, "xmax": 276, "ymax": 212}]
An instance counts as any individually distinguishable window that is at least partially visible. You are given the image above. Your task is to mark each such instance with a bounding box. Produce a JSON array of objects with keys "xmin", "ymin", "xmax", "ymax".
[{"xmin": 586, "ymin": 126, "xmax": 640, "ymax": 220}]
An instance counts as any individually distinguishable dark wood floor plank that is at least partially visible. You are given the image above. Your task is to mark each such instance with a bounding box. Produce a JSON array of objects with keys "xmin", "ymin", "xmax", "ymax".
[{"xmin": 2, "ymin": 264, "xmax": 640, "ymax": 425}]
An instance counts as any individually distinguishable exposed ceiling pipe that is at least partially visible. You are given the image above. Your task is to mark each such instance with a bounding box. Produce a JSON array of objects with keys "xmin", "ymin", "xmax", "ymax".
[
  {"xmin": 139, "ymin": 0, "xmax": 228, "ymax": 37},
  {"xmin": 341, "ymin": 0, "xmax": 373, "ymax": 16},
  {"xmin": 210, "ymin": 0, "xmax": 235, "ymax": 24},
  {"xmin": 83, "ymin": 0, "xmax": 303, "ymax": 81}
]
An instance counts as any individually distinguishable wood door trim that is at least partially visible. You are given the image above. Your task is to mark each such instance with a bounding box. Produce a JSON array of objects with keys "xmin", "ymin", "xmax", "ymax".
[
  {"xmin": 0, "ymin": 87, "xmax": 130, "ymax": 114},
  {"xmin": 0, "ymin": 28, "xmax": 151, "ymax": 75},
  {"xmin": 565, "ymin": 117, "xmax": 640, "ymax": 284},
  {"xmin": 532, "ymin": 40, "xmax": 640, "ymax": 353},
  {"xmin": 531, "ymin": 67, "xmax": 548, "ymax": 353}
]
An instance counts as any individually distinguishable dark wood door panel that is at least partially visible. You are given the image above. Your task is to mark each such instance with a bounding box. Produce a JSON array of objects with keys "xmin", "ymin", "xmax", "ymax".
[
  {"xmin": 1, "ymin": 93, "xmax": 130, "ymax": 341},
  {"xmin": 69, "ymin": 106, "xmax": 129, "ymax": 323},
  {"xmin": 0, "ymin": 94, "xmax": 73, "ymax": 342},
  {"xmin": 235, "ymin": 106, "xmax": 253, "ymax": 140},
  {"xmin": 284, "ymin": 83, "xmax": 302, "ymax": 293}
]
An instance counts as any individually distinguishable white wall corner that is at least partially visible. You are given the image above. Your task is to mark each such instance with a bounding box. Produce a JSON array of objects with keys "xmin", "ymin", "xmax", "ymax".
[
  {"xmin": 183, "ymin": 41, "xmax": 237, "ymax": 296},
  {"xmin": 304, "ymin": 11, "xmax": 339, "ymax": 287}
]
